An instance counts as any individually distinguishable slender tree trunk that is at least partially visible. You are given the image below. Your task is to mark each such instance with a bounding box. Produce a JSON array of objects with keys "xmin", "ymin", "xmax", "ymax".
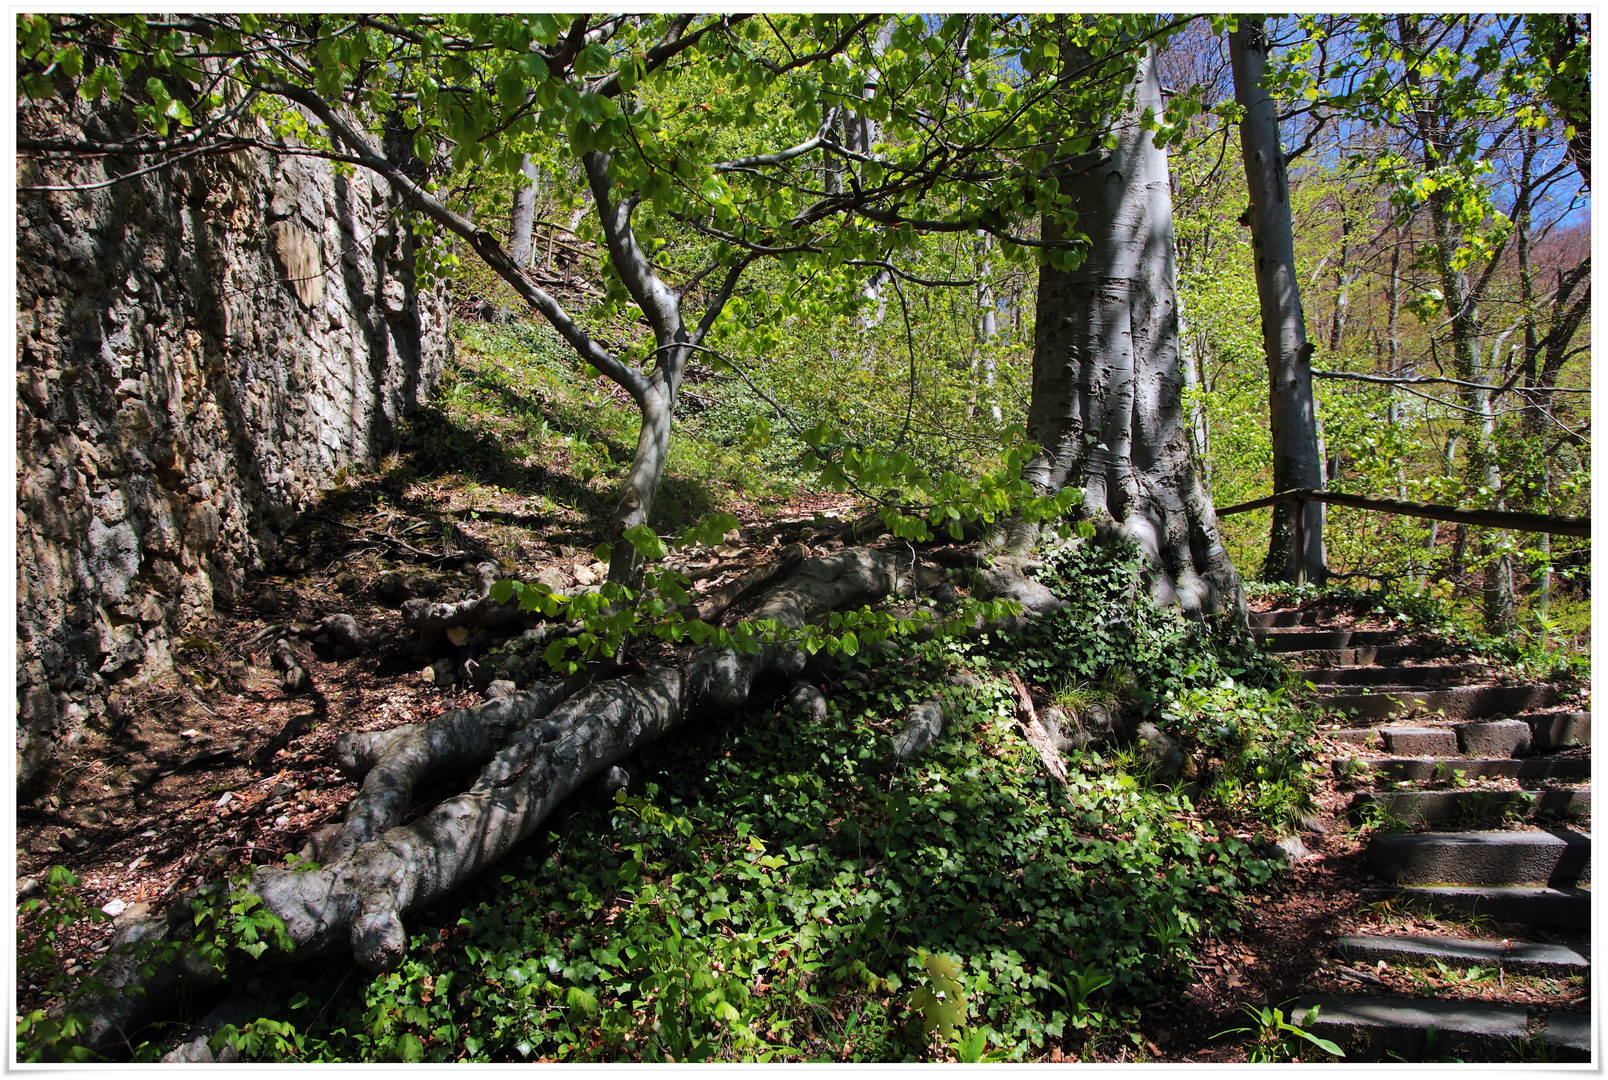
[
  {"xmin": 975, "ymin": 233, "xmax": 1002, "ymax": 422},
  {"xmin": 1230, "ymin": 17, "xmax": 1327, "ymax": 585},
  {"xmin": 509, "ymin": 153, "xmax": 540, "ymax": 268},
  {"xmin": 1328, "ymin": 212, "xmax": 1352, "ymax": 351},
  {"xmin": 1025, "ymin": 41, "xmax": 1241, "ymax": 615},
  {"xmin": 1397, "ymin": 14, "xmax": 1514, "ymax": 633}
]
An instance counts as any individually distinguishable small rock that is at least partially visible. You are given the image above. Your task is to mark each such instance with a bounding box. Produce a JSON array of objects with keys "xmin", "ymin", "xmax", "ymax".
[
  {"xmin": 430, "ymin": 657, "xmax": 457, "ymax": 688},
  {"xmin": 269, "ymin": 782, "xmax": 296, "ymax": 800},
  {"xmin": 1271, "ymin": 834, "xmax": 1311, "ymax": 865},
  {"xmin": 535, "ymin": 568, "xmax": 568, "ymax": 592},
  {"xmin": 18, "ymin": 877, "xmax": 39, "ymax": 899},
  {"xmin": 215, "ymin": 791, "xmax": 236, "ymax": 808},
  {"xmin": 101, "ymin": 899, "xmax": 128, "ymax": 918},
  {"xmin": 572, "ymin": 564, "xmax": 597, "ymax": 586},
  {"xmin": 1299, "ymin": 815, "xmax": 1329, "ymax": 836},
  {"xmin": 59, "ymin": 830, "xmax": 89, "ymax": 853},
  {"xmin": 333, "ymin": 571, "xmax": 360, "ymax": 594},
  {"xmin": 446, "ymin": 625, "xmax": 470, "ymax": 647},
  {"xmin": 485, "ymin": 680, "xmax": 517, "ymax": 700}
]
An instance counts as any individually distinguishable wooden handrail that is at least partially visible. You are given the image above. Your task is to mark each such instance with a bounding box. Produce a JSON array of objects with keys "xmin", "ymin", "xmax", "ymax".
[{"xmin": 1214, "ymin": 488, "xmax": 1589, "ymax": 538}]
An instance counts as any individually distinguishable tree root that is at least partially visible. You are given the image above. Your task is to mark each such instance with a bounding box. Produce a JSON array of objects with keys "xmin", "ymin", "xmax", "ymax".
[
  {"xmin": 71, "ymin": 547, "xmax": 912, "ymax": 1054},
  {"xmin": 307, "ymin": 677, "xmax": 585, "ymax": 863},
  {"xmin": 401, "ymin": 561, "xmax": 533, "ymax": 632}
]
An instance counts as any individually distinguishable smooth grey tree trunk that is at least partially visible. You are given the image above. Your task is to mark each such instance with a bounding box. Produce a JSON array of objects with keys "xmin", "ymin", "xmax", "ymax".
[
  {"xmin": 1229, "ymin": 17, "xmax": 1327, "ymax": 586},
  {"xmin": 1025, "ymin": 42, "xmax": 1242, "ymax": 616},
  {"xmin": 508, "ymin": 153, "xmax": 540, "ymax": 268}
]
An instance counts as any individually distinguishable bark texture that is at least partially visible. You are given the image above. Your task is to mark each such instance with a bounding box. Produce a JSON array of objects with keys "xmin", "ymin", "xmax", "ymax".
[
  {"xmin": 1025, "ymin": 43, "xmax": 1242, "ymax": 615},
  {"xmin": 1230, "ymin": 18, "xmax": 1328, "ymax": 585}
]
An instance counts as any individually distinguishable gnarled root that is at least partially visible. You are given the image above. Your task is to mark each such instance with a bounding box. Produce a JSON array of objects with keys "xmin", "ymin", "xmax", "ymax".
[{"xmin": 73, "ymin": 549, "xmax": 911, "ymax": 1053}]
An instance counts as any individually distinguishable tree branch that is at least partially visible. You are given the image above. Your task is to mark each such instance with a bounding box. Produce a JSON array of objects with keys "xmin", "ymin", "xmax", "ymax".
[{"xmin": 261, "ymin": 80, "xmax": 648, "ymax": 402}]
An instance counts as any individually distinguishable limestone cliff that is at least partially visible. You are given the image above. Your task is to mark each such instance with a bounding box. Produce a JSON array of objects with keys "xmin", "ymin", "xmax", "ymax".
[{"xmin": 16, "ymin": 105, "xmax": 448, "ymax": 780}]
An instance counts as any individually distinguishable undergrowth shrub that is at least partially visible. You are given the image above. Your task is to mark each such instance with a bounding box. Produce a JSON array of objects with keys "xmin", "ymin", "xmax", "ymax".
[{"xmin": 157, "ymin": 540, "xmax": 1312, "ymax": 1063}]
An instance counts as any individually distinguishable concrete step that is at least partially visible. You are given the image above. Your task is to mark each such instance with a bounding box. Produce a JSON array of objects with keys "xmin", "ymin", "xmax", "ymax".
[
  {"xmin": 1302, "ymin": 664, "xmax": 1487, "ymax": 687},
  {"xmin": 1350, "ymin": 788, "xmax": 1589, "ymax": 828},
  {"xmin": 1316, "ymin": 684, "xmax": 1561, "ymax": 721},
  {"xmin": 1365, "ymin": 885, "xmax": 1592, "ymax": 932},
  {"xmin": 1259, "ymin": 628, "xmax": 1409, "ymax": 652},
  {"xmin": 1369, "ymin": 830, "xmax": 1591, "ymax": 888},
  {"xmin": 1521, "ymin": 710, "xmax": 1591, "ymax": 750},
  {"xmin": 1335, "ymin": 756, "xmax": 1592, "ymax": 784},
  {"xmin": 1379, "ymin": 727, "xmax": 1458, "ymax": 755},
  {"xmin": 1286, "ymin": 644, "xmax": 1455, "ymax": 667},
  {"xmin": 1249, "ymin": 608, "xmax": 1328, "ymax": 628},
  {"xmin": 1292, "ymin": 995, "xmax": 1587, "ymax": 1061},
  {"xmin": 1335, "ymin": 932, "xmax": 1589, "ymax": 977}
]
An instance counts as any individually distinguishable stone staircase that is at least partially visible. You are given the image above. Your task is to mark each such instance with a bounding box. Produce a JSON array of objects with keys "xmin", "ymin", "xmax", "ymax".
[{"xmin": 1253, "ymin": 607, "xmax": 1592, "ymax": 1062}]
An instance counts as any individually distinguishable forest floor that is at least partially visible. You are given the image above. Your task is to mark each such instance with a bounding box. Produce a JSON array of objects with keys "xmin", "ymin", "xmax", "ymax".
[{"xmin": 16, "ymin": 321, "xmax": 1586, "ymax": 1063}]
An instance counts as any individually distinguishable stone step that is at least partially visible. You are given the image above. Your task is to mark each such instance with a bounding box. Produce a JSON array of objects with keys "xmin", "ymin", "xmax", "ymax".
[
  {"xmin": 1521, "ymin": 710, "xmax": 1591, "ymax": 750},
  {"xmin": 1291, "ymin": 995, "xmax": 1587, "ymax": 1061},
  {"xmin": 1316, "ymin": 684, "xmax": 1561, "ymax": 721},
  {"xmin": 1286, "ymin": 644, "xmax": 1454, "ymax": 667},
  {"xmin": 1249, "ymin": 608, "xmax": 1327, "ymax": 628},
  {"xmin": 1335, "ymin": 932, "xmax": 1588, "ymax": 977},
  {"xmin": 1302, "ymin": 664, "xmax": 1488, "ymax": 687},
  {"xmin": 1335, "ymin": 756, "xmax": 1592, "ymax": 784},
  {"xmin": 1258, "ymin": 628, "xmax": 1409, "ymax": 652},
  {"xmin": 1369, "ymin": 830, "xmax": 1591, "ymax": 888},
  {"xmin": 1365, "ymin": 885, "xmax": 1592, "ymax": 932},
  {"xmin": 1350, "ymin": 788, "xmax": 1589, "ymax": 828},
  {"xmin": 1453, "ymin": 719, "xmax": 1533, "ymax": 757}
]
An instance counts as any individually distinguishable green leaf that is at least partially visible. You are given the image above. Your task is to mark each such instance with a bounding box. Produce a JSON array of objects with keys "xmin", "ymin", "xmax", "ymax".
[{"xmin": 622, "ymin": 525, "xmax": 668, "ymax": 561}]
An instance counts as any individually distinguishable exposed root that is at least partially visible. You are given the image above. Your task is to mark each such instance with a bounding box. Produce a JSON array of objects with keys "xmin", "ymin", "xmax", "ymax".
[
  {"xmin": 400, "ymin": 561, "xmax": 534, "ymax": 633},
  {"xmin": 269, "ymin": 639, "xmax": 311, "ymax": 695},
  {"xmin": 309, "ymin": 677, "xmax": 584, "ymax": 863},
  {"xmin": 72, "ymin": 548, "xmax": 912, "ymax": 1051},
  {"xmin": 694, "ymin": 543, "xmax": 805, "ymax": 623}
]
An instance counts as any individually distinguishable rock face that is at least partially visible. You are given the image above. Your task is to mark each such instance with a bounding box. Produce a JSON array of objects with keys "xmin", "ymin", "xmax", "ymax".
[{"xmin": 16, "ymin": 102, "xmax": 448, "ymax": 781}]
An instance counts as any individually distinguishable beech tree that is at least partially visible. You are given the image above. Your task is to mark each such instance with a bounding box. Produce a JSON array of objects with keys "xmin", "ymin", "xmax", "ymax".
[
  {"xmin": 1025, "ymin": 32, "xmax": 1242, "ymax": 615},
  {"xmin": 1228, "ymin": 17, "xmax": 1327, "ymax": 585}
]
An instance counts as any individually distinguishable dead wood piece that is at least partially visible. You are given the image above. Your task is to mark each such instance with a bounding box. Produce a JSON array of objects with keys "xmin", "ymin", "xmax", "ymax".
[
  {"xmin": 694, "ymin": 543, "xmax": 806, "ymax": 624},
  {"xmin": 269, "ymin": 639, "xmax": 311, "ymax": 694},
  {"xmin": 1006, "ymin": 671, "xmax": 1068, "ymax": 786}
]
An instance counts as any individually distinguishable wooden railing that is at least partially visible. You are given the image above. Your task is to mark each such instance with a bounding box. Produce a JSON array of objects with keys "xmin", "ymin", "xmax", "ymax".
[{"xmin": 1214, "ymin": 487, "xmax": 1589, "ymax": 586}]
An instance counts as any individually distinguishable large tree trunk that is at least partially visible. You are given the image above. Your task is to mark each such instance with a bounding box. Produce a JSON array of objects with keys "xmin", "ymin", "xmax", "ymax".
[
  {"xmin": 1024, "ymin": 42, "xmax": 1242, "ymax": 616},
  {"xmin": 1230, "ymin": 17, "xmax": 1328, "ymax": 586}
]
